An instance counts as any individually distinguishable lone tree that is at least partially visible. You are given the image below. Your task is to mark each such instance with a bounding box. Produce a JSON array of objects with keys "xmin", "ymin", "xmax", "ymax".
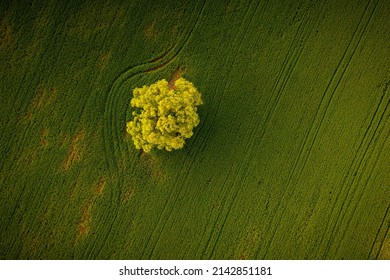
[{"xmin": 126, "ymin": 78, "xmax": 203, "ymax": 153}]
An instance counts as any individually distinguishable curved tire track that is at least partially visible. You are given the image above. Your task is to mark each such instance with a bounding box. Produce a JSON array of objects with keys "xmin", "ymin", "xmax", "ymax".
[{"xmin": 95, "ymin": 0, "xmax": 207, "ymax": 258}]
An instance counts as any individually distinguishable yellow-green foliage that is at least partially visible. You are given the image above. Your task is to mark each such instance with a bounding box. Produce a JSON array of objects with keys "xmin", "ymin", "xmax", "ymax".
[{"xmin": 126, "ymin": 78, "xmax": 203, "ymax": 153}]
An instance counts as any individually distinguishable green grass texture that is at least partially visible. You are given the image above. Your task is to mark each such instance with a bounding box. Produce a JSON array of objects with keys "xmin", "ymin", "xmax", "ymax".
[{"xmin": 0, "ymin": 0, "xmax": 389, "ymax": 259}]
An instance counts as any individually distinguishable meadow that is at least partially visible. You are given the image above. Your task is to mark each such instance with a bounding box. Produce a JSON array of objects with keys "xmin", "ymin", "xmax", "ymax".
[{"xmin": 0, "ymin": 0, "xmax": 389, "ymax": 259}]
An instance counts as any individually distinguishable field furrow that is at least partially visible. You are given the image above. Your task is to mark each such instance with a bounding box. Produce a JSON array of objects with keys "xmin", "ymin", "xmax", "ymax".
[{"xmin": 1, "ymin": 0, "xmax": 388, "ymax": 260}]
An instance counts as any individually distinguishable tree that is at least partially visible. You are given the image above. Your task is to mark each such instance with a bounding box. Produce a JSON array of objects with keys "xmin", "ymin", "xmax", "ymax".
[{"xmin": 126, "ymin": 78, "xmax": 203, "ymax": 153}]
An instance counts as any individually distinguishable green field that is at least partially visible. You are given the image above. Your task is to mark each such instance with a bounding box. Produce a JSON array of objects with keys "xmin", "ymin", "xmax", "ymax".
[{"xmin": 0, "ymin": 0, "xmax": 389, "ymax": 259}]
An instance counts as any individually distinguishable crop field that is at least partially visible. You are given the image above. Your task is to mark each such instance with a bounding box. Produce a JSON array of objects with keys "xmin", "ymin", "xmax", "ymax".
[{"xmin": 0, "ymin": 0, "xmax": 389, "ymax": 259}]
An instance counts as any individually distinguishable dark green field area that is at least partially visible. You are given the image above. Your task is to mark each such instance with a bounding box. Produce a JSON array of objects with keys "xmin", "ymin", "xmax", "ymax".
[{"xmin": 1, "ymin": 0, "xmax": 389, "ymax": 259}]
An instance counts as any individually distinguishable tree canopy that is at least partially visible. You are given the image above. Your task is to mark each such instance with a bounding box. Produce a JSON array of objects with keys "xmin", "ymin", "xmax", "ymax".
[{"xmin": 126, "ymin": 78, "xmax": 203, "ymax": 153}]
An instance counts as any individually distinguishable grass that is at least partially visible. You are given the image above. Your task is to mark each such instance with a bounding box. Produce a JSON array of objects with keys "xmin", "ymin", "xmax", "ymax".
[{"xmin": 0, "ymin": 0, "xmax": 389, "ymax": 259}]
